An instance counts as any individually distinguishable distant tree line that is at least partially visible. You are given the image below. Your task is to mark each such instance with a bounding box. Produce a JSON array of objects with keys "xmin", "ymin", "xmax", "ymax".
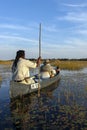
[{"xmin": 10, "ymin": 58, "xmax": 87, "ymax": 61}]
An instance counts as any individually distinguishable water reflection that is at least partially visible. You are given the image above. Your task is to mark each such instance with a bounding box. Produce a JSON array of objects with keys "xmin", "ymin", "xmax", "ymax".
[
  {"xmin": 10, "ymin": 89, "xmax": 87, "ymax": 129},
  {"xmin": 10, "ymin": 82, "xmax": 60, "ymax": 130},
  {"xmin": 0, "ymin": 66, "xmax": 87, "ymax": 130},
  {"xmin": 56, "ymin": 69, "xmax": 87, "ymax": 108}
]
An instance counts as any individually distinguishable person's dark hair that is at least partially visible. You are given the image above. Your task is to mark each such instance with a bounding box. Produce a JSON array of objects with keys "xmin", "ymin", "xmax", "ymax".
[{"xmin": 13, "ymin": 50, "xmax": 25, "ymax": 69}]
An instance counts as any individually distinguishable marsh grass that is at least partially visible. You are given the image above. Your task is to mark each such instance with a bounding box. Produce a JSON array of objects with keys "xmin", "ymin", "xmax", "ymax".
[
  {"xmin": 0, "ymin": 60, "xmax": 87, "ymax": 70},
  {"xmin": 50, "ymin": 60, "xmax": 87, "ymax": 70},
  {"xmin": 0, "ymin": 60, "xmax": 13, "ymax": 65}
]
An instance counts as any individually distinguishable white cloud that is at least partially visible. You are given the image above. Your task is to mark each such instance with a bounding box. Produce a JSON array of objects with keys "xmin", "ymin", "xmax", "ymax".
[
  {"xmin": 0, "ymin": 35, "xmax": 38, "ymax": 44},
  {"xmin": 0, "ymin": 24, "xmax": 32, "ymax": 30},
  {"xmin": 43, "ymin": 24, "xmax": 58, "ymax": 32},
  {"xmin": 63, "ymin": 3, "xmax": 87, "ymax": 8},
  {"xmin": 41, "ymin": 37, "xmax": 87, "ymax": 59},
  {"xmin": 76, "ymin": 29, "xmax": 87, "ymax": 35},
  {"xmin": 58, "ymin": 12, "xmax": 87, "ymax": 22}
]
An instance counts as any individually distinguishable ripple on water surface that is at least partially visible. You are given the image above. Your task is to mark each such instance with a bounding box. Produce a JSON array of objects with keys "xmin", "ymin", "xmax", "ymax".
[{"xmin": 0, "ymin": 66, "xmax": 87, "ymax": 130}]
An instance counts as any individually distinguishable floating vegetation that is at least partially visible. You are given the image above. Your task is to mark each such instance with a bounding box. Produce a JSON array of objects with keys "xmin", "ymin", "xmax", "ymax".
[
  {"xmin": 10, "ymin": 95, "xmax": 87, "ymax": 130},
  {"xmin": 0, "ymin": 63, "xmax": 87, "ymax": 130}
]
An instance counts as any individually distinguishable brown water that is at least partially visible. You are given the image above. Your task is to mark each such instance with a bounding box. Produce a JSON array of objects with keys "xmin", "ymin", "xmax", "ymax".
[{"xmin": 0, "ymin": 65, "xmax": 87, "ymax": 130}]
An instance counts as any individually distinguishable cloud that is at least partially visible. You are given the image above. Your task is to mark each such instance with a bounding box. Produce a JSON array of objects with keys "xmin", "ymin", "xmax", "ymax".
[
  {"xmin": 63, "ymin": 3, "xmax": 87, "ymax": 8},
  {"xmin": 43, "ymin": 24, "xmax": 58, "ymax": 32},
  {"xmin": 41, "ymin": 36, "xmax": 87, "ymax": 59},
  {"xmin": 58, "ymin": 12, "xmax": 87, "ymax": 22},
  {"xmin": 76, "ymin": 29, "xmax": 87, "ymax": 35},
  {"xmin": 0, "ymin": 4, "xmax": 87, "ymax": 59},
  {"xmin": 0, "ymin": 24, "xmax": 32, "ymax": 30},
  {"xmin": 0, "ymin": 34, "xmax": 87, "ymax": 59},
  {"xmin": 0, "ymin": 35, "xmax": 38, "ymax": 44},
  {"xmin": 56, "ymin": 2, "xmax": 87, "ymax": 23},
  {"xmin": 67, "ymin": 12, "xmax": 87, "ymax": 22}
]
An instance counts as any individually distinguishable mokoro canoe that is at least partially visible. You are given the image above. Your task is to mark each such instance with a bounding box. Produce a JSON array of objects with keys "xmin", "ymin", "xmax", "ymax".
[{"xmin": 10, "ymin": 73, "xmax": 60, "ymax": 98}]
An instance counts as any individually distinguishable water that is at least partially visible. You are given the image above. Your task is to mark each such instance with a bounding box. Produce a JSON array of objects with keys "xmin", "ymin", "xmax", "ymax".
[{"xmin": 0, "ymin": 65, "xmax": 87, "ymax": 130}]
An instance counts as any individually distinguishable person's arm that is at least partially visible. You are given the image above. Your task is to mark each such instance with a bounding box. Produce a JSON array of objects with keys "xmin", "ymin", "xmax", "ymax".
[{"xmin": 25, "ymin": 57, "xmax": 41, "ymax": 68}]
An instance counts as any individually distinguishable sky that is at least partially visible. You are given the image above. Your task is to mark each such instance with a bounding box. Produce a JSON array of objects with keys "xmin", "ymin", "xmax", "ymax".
[{"xmin": 0, "ymin": 0, "xmax": 87, "ymax": 60}]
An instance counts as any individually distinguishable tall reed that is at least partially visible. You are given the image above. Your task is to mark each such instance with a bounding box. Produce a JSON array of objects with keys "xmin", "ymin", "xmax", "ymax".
[{"xmin": 51, "ymin": 60, "xmax": 87, "ymax": 70}]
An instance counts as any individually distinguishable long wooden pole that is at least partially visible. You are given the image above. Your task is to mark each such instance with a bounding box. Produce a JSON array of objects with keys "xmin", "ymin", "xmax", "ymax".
[
  {"xmin": 38, "ymin": 23, "xmax": 41, "ymax": 97},
  {"xmin": 39, "ymin": 23, "xmax": 41, "ymax": 57}
]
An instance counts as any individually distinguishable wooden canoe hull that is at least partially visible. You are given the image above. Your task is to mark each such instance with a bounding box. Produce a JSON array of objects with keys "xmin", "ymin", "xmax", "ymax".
[{"xmin": 10, "ymin": 73, "xmax": 60, "ymax": 98}]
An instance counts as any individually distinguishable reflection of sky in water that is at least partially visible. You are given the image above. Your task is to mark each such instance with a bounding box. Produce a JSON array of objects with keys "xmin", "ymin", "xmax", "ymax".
[
  {"xmin": 61, "ymin": 68, "xmax": 87, "ymax": 75},
  {"xmin": 0, "ymin": 66, "xmax": 87, "ymax": 129},
  {"xmin": 54, "ymin": 68, "xmax": 87, "ymax": 108},
  {"xmin": 0, "ymin": 66, "xmax": 87, "ymax": 105}
]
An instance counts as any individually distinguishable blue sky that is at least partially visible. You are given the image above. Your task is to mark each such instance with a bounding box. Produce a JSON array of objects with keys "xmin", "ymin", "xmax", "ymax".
[{"xmin": 0, "ymin": 0, "xmax": 87, "ymax": 60}]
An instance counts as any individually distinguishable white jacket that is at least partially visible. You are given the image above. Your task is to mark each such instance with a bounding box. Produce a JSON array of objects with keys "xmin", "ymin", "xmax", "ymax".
[{"xmin": 12, "ymin": 58, "xmax": 37, "ymax": 81}]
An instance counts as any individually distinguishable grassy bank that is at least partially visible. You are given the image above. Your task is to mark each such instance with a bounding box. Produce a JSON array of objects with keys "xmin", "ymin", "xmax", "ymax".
[{"xmin": 0, "ymin": 60, "xmax": 87, "ymax": 70}]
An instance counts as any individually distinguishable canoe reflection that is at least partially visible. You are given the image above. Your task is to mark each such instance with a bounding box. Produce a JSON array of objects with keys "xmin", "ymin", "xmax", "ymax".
[{"xmin": 10, "ymin": 81, "xmax": 60, "ymax": 130}]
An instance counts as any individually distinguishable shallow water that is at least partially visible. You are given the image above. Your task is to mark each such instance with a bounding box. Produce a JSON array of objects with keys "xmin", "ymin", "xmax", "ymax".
[{"xmin": 0, "ymin": 65, "xmax": 87, "ymax": 130}]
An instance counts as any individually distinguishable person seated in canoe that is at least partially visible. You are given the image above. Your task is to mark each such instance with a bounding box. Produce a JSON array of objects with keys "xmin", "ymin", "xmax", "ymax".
[
  {"xmin": 40, "ymin": 59, "xmax": 56, "ymax": 79},
  {"xmin": 12, "ymin": 50, "xmax": 41, "ymax": 84}
]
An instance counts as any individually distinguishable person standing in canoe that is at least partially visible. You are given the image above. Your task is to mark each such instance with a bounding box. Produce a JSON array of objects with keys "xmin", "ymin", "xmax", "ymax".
[
  {"xmin": 12, "ymin": 50, "xmax": 41, "ymax": 84},
  {"xmin": 40, "ymin": 59, "xmax": 56, "ymax": 79}
]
